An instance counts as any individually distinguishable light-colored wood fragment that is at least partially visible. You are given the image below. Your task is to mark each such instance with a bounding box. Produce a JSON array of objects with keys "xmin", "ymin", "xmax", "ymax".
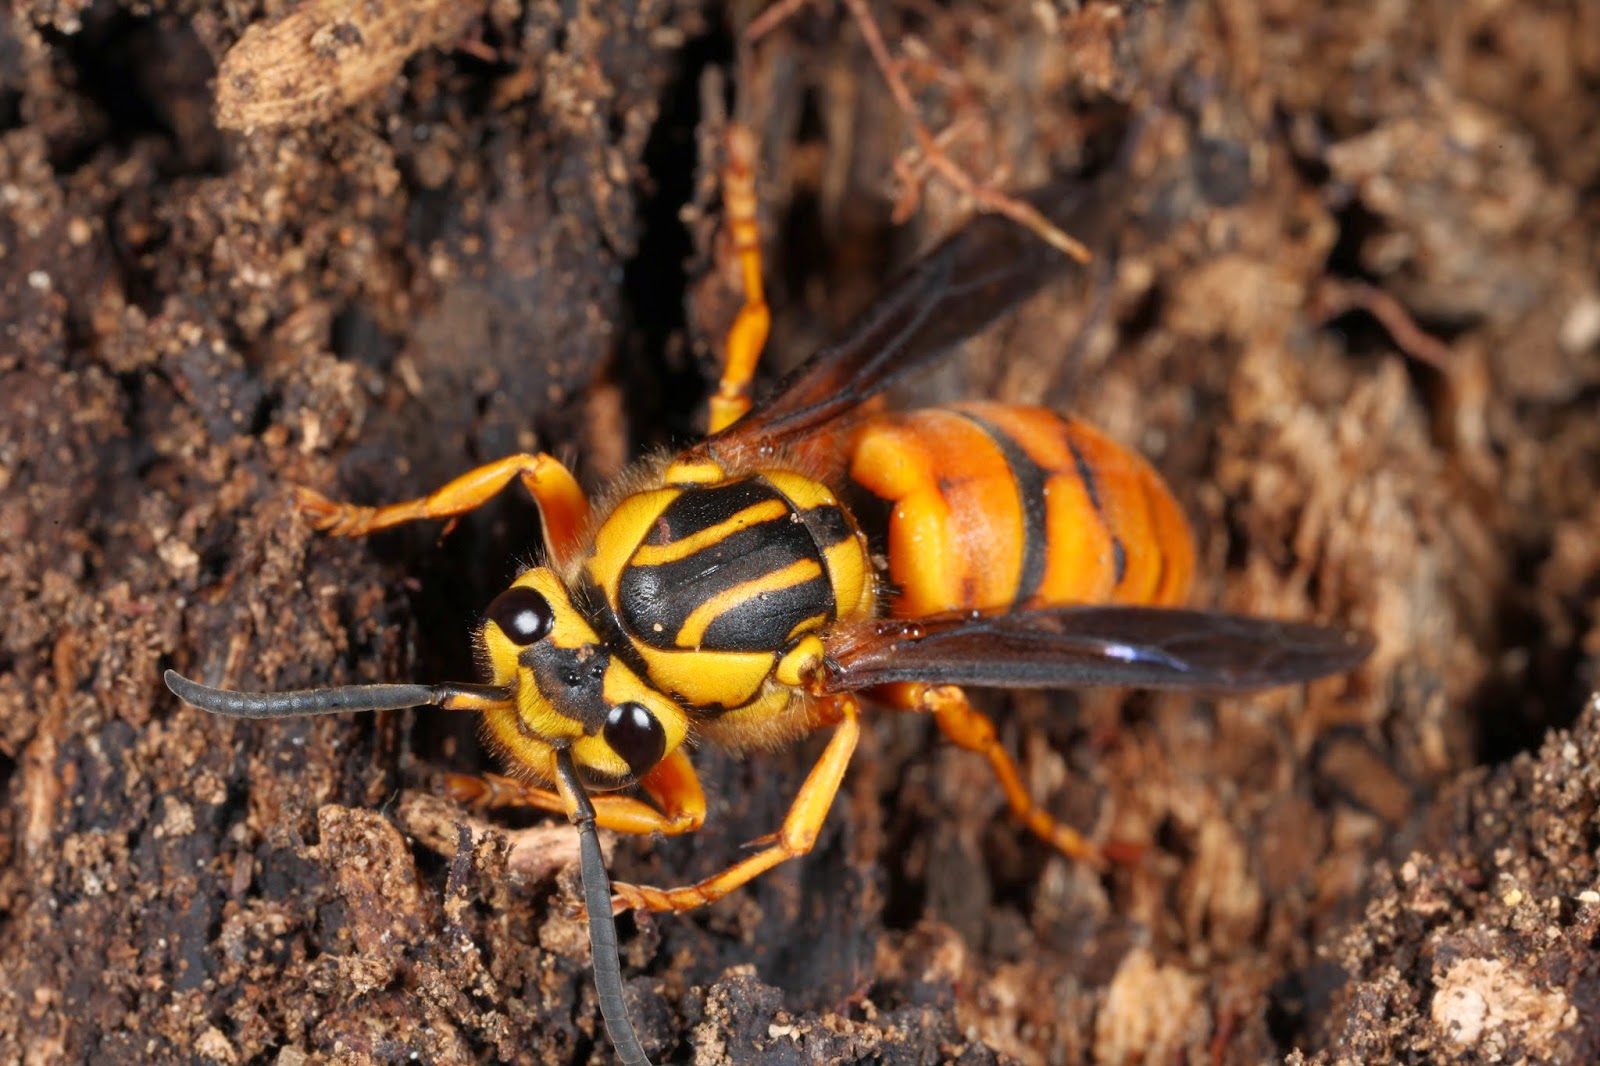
[
  {"xmin": 216, "ymin": 0, "xmax": 485, "ymax": 131},
  {"xmin": 1433, "ymin": 956, "xmax": 1577, "ymax": 1055}
]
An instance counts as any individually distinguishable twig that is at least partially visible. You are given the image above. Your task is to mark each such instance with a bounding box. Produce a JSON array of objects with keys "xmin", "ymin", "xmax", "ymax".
[
  {"xmin": 840, "ymin": 0, "xmax": 1091, "ymax": 262},
  {"xmin": 1312, "ymin": 278, "xmax": 1457, "ymax": 374},
  {"xmin": 746, "ymin": 0, "xmax": 1093, "ymax": 263},
  {"xmin": 746, "ymin": 0, "xmax": 816, "ymax": 43},
  {"xmin": 887, "ymin": 116, "xmax": 974, "ymax": 222}
]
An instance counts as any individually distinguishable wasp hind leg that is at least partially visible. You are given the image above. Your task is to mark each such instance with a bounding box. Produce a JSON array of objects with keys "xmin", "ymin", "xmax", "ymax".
[
  {"xmin": 706, "ymin": 124, "xmax": 770, "ymax": 436},
  {"xmin": 881, "ymin": 682, "xmax": 1139, "ymax": 867},
  {"xmin": 609, "ymin": 694, "xmax": 862, "ymax": 914},
  {"xmin": 443, "ymin": 748, "xmax": 707, "ymax": 837},
  {"xmin": 296, "ymin": 452, "xmax": 590, "ymax": 564}
]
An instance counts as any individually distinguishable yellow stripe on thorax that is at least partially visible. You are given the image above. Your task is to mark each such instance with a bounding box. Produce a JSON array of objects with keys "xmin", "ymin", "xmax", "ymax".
[
  {"xmin": 587, "ymin": 487, "xmax": 679, "ymax": 596},
  {"xmin": 785, "ymin": 613, "xmax": 830, "ymax": 642},
  {"xmin": 629, "ymin": 499, "xmax": 791, "ymax": 567},
  {"xmin": 763, "ymin": 469, "xmax": 872, "ymax": 622},
  {"xmin": 675, "ymin": 556, "xmax": 823, "ymax": 647}
]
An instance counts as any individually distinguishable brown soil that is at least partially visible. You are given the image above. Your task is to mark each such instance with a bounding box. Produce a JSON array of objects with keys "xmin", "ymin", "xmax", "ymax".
[{"xmin": 2, "ymin": 2, "xmax": 1597, "ymax": 1064}]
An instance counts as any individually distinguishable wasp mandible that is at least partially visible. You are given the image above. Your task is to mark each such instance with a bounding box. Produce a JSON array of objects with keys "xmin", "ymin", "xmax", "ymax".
[{"xmin": 166, "ymin": 123, "xmax": 1372, "ymax": 1063}]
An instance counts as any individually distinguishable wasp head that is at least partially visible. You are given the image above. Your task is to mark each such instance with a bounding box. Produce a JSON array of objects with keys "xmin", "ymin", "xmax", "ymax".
[{"xmin": 476, "ymin": 568, "xmax": 690, "ymax": 790}]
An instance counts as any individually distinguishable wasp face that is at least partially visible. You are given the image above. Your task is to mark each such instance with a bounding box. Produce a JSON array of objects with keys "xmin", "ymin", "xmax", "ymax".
[{"xmin": 477, "ymin": 569, "xmax": 690, "ymax": 790}]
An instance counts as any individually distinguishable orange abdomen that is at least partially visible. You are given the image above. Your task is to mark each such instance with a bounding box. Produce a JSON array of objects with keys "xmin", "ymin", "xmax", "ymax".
[{"xmin": 847, "ymin": 402, "xmax": 1194, "ymax": 618}]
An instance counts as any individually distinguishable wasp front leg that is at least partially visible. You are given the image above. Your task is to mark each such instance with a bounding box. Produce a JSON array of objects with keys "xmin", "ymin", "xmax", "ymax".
[
  {"xmin": 706, "ymin": 123, "xmax": 770, "ymax": 435},
  {"xmin": 609, "ymin": 694, "xmax": 862, "ymax": 914},
  {"xmin": 296, "ymin": 452, "xmax": 590, "ymax": 564},
  {"xmin": 878, "ymin": 682, "xmax": 1136, "ymax": 867},
  {"xmin": 443, "ymin": 748, "xmax": 707, "ymax": 837}
]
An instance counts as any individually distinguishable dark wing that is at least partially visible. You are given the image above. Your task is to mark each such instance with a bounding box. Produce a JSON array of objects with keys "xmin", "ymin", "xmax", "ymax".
[
  {"xmin": 694, "ymin": 153, "xmax": 1130, "ymax": 467},
  {"xmin": 822, "ymin": 607, "xmax": 1373, "ymax": 693}
]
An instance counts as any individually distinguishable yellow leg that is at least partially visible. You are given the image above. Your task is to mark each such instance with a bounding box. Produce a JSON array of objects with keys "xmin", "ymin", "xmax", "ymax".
[
  {"xmin": 295, "ymin": 453, "xmax": 590, "ymax": 565},
  {"xmin": 610, "ymin": 695, "xmax": 861, "ymax": 914},
  {"xmin": 442, "ymin": 748, "xmax": 707, "ymax": 837},
  {"xmin": 707, "ymin": 123, "xmax": 770, "ymax": 435},
  {"xmin": 879, "ymin": 682, "xmax": 1127, "ymax": 867}
]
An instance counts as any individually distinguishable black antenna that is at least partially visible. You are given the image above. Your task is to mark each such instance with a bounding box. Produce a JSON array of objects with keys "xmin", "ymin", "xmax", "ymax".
[
  {"xmin": 554, "ymin": 745, "xmax": 654, "ymax": 1066},
  {"xmin": 164, "ymin": 670, "xmax": 511, "ymax": 718}
]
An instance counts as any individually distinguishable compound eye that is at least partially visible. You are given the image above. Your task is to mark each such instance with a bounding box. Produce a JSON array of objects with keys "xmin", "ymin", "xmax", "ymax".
[
  {"xmin": 603, "ymin": 702, "xmax": 666, "ymax": 779},
  {"xmin": 486, "ymin": 586, "xmax": 554, "ymax": 646}
]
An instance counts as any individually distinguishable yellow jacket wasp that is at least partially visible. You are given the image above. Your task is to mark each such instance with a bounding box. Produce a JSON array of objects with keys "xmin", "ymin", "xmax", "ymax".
[{"xmin": 166, "ymin": 126, "xmax": 1371, "ymax": 1063}]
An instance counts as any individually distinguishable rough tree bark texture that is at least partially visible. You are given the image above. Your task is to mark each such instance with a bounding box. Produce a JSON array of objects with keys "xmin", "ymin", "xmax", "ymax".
[{"xmin": 1, "ymin": 2, "xmax": 1597, "ymax": 1063}]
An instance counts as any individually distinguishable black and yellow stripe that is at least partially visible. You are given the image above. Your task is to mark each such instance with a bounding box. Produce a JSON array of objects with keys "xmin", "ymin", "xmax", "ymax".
[{"xmin": 616, "ymin": 477, "xmax": 854, "ymax": 653}]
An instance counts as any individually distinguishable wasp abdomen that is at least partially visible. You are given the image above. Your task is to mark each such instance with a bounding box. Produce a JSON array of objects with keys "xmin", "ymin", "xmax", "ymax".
[{"xmin": 848, "ymin": 403, "xmax": 1195, "ymax": 617}]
